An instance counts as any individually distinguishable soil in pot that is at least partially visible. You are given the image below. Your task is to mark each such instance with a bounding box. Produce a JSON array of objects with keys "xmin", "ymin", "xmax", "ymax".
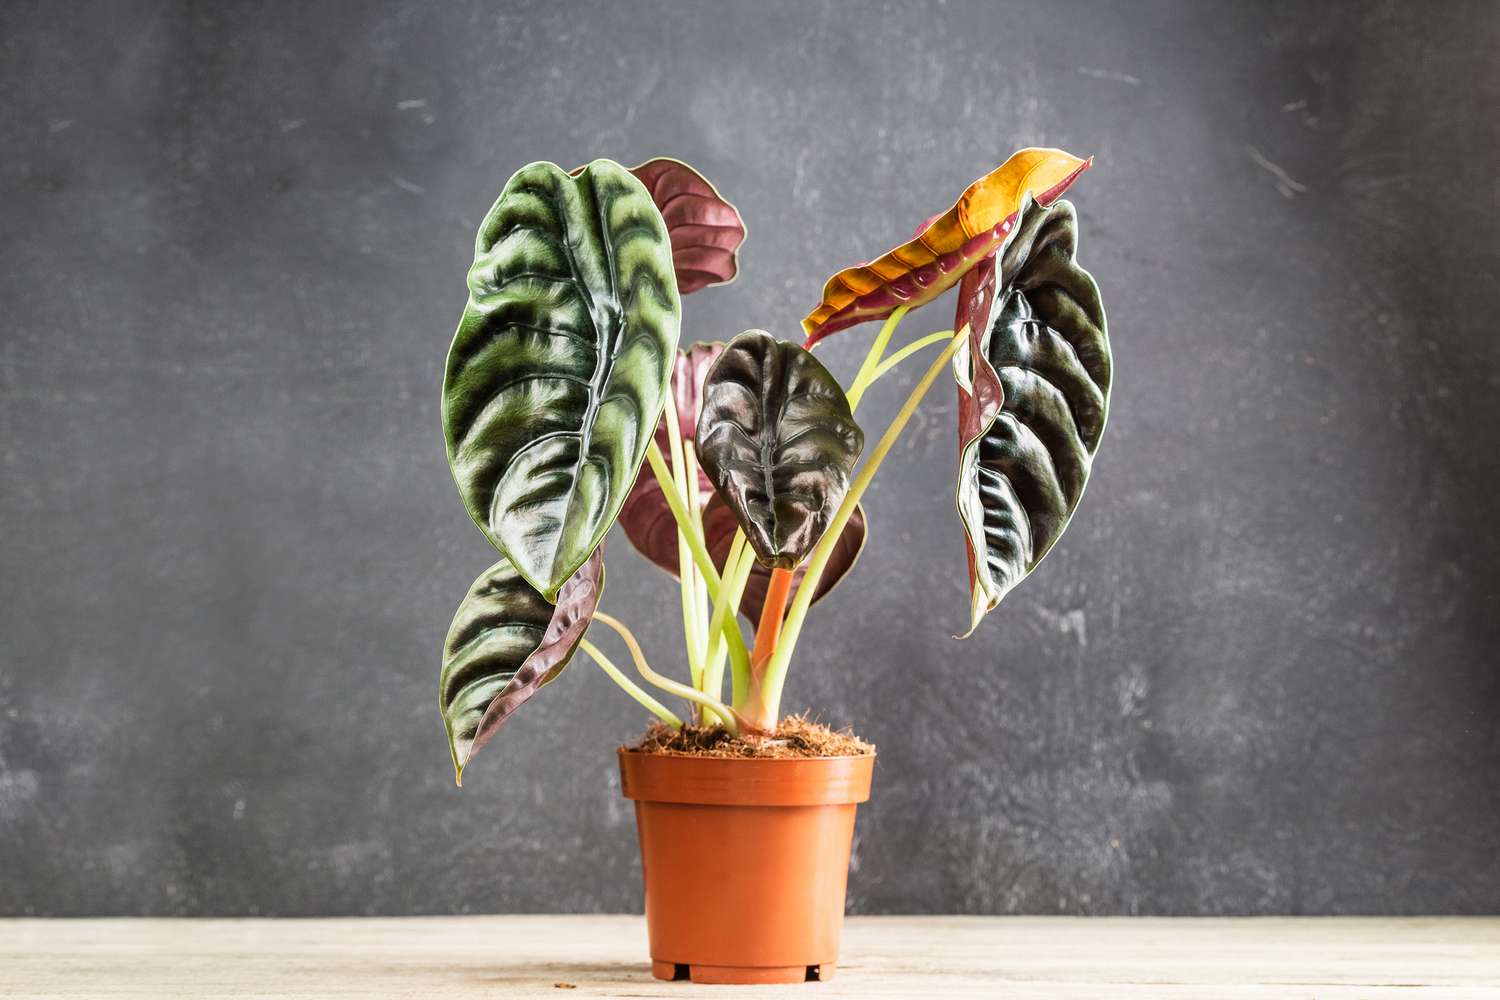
[{"xmin": 630, "ymin": 715, "xmax": 875, "ymax": 759}]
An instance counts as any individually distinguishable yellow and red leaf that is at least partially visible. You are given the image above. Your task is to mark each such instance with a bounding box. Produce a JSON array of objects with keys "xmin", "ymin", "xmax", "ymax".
[{"xmin": 801, "ymin": 148, "xmax": 1090, "ymax": 346}]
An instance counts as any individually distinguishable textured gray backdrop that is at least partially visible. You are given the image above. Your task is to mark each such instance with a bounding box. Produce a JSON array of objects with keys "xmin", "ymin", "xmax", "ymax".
[{"xmin": 2, "ymin": 0, "xmax": 1497, "ymax": 916}]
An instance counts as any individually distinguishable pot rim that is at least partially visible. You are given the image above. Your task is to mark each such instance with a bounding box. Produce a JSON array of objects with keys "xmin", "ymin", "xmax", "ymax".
[
  {"xmin": 618, "ymin": 749, "xmax": 875, "ymax": 760},
  {"xmin": 617, "ymin": 747, "xmax": 875, "ymax": 807}
]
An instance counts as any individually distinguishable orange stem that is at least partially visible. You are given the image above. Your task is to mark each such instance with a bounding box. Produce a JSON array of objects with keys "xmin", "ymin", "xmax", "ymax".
[{"xmin": 750, "ymin": 567, "xmax": 795, "ymax": 677}]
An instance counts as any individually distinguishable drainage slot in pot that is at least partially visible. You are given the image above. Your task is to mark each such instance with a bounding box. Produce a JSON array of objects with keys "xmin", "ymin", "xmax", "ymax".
[
  {"xmin": 806, "ymin": 964, "xmax": 828, "ymax": 982},
  {"xmin": 671, "ymin": 963, "xmax": 690, "ymax": 981}
]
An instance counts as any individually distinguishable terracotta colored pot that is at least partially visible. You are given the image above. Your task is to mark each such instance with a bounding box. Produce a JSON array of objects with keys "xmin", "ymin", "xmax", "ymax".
[{"xmin": 618, "ymin": 750, "xmax": 875, "ymax": 985}]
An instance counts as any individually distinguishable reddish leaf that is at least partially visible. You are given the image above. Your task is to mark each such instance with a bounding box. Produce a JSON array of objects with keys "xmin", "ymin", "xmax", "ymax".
[
  {"xmin": 663, "ymin": 340, "xmax": 723, "ymax": 444},
  {"xmin": 802, "ymin": 149, "xmax": 1091, "ymax": 346},
  {"xmin": 573, "ymin": 158, "xmax": 746, "ymax": 294},
  {"xmin": 630, "ymin": 158, "xmax": 746, "ymax": 294}
]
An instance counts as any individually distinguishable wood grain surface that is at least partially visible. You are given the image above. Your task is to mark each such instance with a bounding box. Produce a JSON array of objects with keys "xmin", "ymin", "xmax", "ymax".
[{"xmin": 3, "ymin": 916, "xmax": 1498, "ymax": 998}]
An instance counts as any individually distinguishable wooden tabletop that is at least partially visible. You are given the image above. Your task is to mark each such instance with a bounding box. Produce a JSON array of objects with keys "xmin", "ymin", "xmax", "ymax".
[{"xmin": 2, "ymin": 915, "xmax": 1497, "ymax": 998}]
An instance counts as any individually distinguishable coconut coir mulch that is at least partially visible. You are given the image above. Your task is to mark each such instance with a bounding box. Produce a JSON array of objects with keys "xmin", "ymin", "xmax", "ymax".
[{"xmin": 627, "ymin": 715, "xmax": 874, "ymax": 759}]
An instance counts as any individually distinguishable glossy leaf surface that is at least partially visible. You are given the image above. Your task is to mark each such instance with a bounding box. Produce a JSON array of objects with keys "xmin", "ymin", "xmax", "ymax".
[
  {"xmin": 696, "ymin": 331, "xmax": 865, "ymax": 568},
  {"xmin": 630, "ymin": 159, "xmax": 746, "ymax": 294},
  {"xmin": 802, "ymin": 149, "xmax": 1090, "ymax": 346},
  {"xmin": 706, "ymin": 496, "xmax": 868, "ymax": 620},
  {"xmin": 619, "ymin": 342, "xmax": 868, "ymax": 617},
  {"xmin": 439, "ymin": 550, "xmax": 604, "ymax": 784},
  {"xmin": 953, "ymin": 196, "xmax": 1110, "ymax": 634},
  {"xmin": 572, "ymin": 159, "xmax": 746, "ymax": 294},
  {"xmin": 442, "ymin": 159, "xmax": 679, "ymax": 599}
]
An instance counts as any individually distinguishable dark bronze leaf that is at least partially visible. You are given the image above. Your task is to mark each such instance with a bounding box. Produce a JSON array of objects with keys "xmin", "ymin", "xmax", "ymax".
[
  {"xmin": 619, "ymin": 341, "xmax": 868, "ymax": 616},
  {"xmin": 696, "ymin": 331, "xmax": 865, "ymax": 569},
  {"xmin": 953, "ymin": 195, "xmax": 1110, "ymax": 634},
  {"xmin": 442, "ymin": 159, "xmax": 679, "ymax": 600},
  {"xmin": 439, "ymin": 550, "xmax": 604, "ymax": 784}
]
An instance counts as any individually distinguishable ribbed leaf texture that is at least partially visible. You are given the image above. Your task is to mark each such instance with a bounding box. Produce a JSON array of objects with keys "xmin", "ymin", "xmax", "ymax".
[
  {"xmin": 696, "ymin": 331, "xmax": 865, "ymax": 568},
  {"xmin": 442, "ymin": 159, "xmax": 679, "ymax": 599},
  {"xmin": 630, "ymin": 159, "xmax": 745, "ymax": 294},
  {"xmin": 439, "ymin": 550, "xmax": 603, "ymax": 785},
  {"xmin": 954, "ymin": 196, "xmax": 1110, "ymax": 634},
  {"xmin": 619, "ymin": 341, "xmax": 868, "ymax": 617}
]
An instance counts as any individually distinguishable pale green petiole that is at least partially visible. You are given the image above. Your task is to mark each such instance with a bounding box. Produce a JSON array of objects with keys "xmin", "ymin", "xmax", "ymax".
[
  {"xmin": 703, "ymin": 534, "xmax": 755, "ymax": 709},
  {"xmin": 684, "ymin": 443, "xmax": 712, "ymax": 677},
  {"xmin": 697, "ymin": 529, "xmax": 744, "ymax": 713},
  {"xmin": 758, "ymin": 329, "xmax": 967, "ymax": 718},
  {"xmin": 661, "ymin": 404, "xmax": 705, "ymax": 689},
  {"xmin": 845, "ymin": 305, "xmax": 909, "ymax": 411},
  {"xmin": 645, "ymin": 441, "xmax": 753, "ymax": 679},
  {"xmin": 594, "ymin": 611, "xmax": 739, "ymax": 736},
  {"xmin": 579, "ymin": 638, "xmax": 683, "ymax": 728},
  {"xmin": 864, "ymin": 330, "xmax": 956, "ymax": 389},
  {"xmin": 647, "ymin": 441, "xmax": 722, "ymax": 593}
]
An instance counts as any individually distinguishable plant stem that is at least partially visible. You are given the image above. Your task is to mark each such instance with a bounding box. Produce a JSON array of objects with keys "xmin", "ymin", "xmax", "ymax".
[
  {"xmin": 684, "ymin": 442, "xmax": 712, "ymax": 676},
  {"xmin": 647, "ymin": 441, "xmax": 722, "ymax": 592},
  {"xmin": 750, "ymin": 568, "xmax": 794, "ymax": 676},
  {"xmin": 743, "ymin": 566, "xmax": 792, "ymax": 732},
  {"xmin": 659, "ymin": 411, "xmax": 706, "ymax": 691},
  {"xmin": 758, "ymin": 330, "xmax": 965, "ymax": 721},
  {"xmin": 867, "ymin": 330, "xmax": 956, "ymax": 386},
  {"xmin": 579, "ymin": 638, "xmax": 683, "ymax": 728},
  {"xmin": 645, "ymin": 441, "xmax": 753, "ymax": 679},
  {"xmin": 845, "ymin": 305, "xmax": 909, "ymax": 411},
  {"xmin": 701, "ymin": 536, "xmax": 755, "ymax": 726},
  {"xmin": 594, "ymin": 611, "xmax": 739, "ymax": 736},
  {"xmin": 700, "ymin": 530, "xmax": 747, "ymax": 700}
]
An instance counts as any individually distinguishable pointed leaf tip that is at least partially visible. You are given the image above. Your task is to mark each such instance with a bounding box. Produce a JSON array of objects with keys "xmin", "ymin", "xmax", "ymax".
[
  {"xmin": 802, "ymin": 148, "xmax": 1090, "ymax": 345},
  {"xmin": 953, "ymin": 195, "xmax": 1109, "ymax": 632},
  {"xmin": 438, "ymin": 550, "xmax": 605, "ymax": 782}
]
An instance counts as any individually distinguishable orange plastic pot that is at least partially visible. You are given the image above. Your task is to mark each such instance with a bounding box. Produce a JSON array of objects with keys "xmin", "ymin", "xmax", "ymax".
[{"xmin": 618, "ymin": 750, "xmax": 875, "ymax": 985}]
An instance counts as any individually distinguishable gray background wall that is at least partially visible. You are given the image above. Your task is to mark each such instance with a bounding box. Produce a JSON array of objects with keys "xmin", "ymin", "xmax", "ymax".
[{"xmin": 2, "ymin": 0, "xmax": 1497, "ymax": 917}]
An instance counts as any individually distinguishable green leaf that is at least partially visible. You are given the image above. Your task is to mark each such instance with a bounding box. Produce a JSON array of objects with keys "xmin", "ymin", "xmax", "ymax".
[
  {"xmin": 442, "ymin": 159, "xmax": 680, "ymax": 599},
  {"xmin": 953, "ymin": 196, "xmax": 1110, "ymax": 634},
  {"xmin": 696, "ymin": 330, "xmax": 865, "ymax": 569},
  {"xmin": 439, "ymin": 550, "xmax": 604, "ymax": 785},
  {"xmin": 570, "ymin": 160, "xmax": 747, "ymax": 295}
]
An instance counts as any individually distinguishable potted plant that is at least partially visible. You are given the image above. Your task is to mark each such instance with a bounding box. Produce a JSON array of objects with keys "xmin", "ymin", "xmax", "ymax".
[{"xmin": 436, "ymin": 149, "xmax": 1111, "ymax": 983}]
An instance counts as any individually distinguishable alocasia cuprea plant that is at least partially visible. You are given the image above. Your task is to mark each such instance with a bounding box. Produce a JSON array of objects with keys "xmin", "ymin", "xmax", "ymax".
[{"xmin": 438, "ymin": 148, "xmax": 1110, "ymax": 781}]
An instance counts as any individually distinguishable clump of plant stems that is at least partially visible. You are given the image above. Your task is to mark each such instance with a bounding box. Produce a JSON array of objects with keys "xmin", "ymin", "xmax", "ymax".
[{"xmin": 436, "ymin": 151, "xmax": 1111, "ymax": 781}]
